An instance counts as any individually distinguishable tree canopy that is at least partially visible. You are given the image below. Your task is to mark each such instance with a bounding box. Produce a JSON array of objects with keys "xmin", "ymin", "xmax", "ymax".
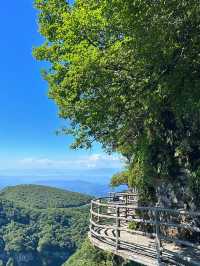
[
  {"xmin": 0, "ymin": 185, "xmax": 90, "ymax": 266},
  {"xmin": 34, "ymin": 0, "xmax": 200, "ymax": 200},
  {"xmin": 0, "ymin": 185, "xmax": 91, "ymax": 209}
]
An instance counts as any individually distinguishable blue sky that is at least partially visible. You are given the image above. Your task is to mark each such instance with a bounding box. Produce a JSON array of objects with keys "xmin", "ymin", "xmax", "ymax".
[{"xmin": 0, "ymin": 1, "xmax": 122, "ymax": 182}]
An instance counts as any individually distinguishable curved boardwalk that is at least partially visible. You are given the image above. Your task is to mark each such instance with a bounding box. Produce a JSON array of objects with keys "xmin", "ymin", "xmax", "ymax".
[{"xmin": 89, "ymin": 193, "xmax": 200, "ymax": 266}]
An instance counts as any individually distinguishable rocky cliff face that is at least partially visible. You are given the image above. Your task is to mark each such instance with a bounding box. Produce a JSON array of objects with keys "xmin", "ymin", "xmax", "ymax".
[{"xmin": 156, "ymin": 173, "xmax": 196, "ymax": 210}]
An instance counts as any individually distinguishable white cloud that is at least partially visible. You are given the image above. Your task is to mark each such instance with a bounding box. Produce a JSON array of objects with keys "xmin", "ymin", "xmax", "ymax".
[{"xmin": 16, "ymin": 153, "xmax": 123, "ymax": 170}]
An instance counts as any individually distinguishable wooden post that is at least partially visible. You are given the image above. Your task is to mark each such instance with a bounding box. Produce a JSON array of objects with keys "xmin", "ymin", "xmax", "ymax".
[
  {"xmin": 125, "ymin": 194, "xmax": 128, "ymax": 218},
  {"xmin": 97, "ymin": 199, "xmax": 100, "ymax": 223},
  {"xmin": 155, "ymin": 208, "xmax": 162, "ymax": 265},
  {"xmin": 108, "ymin": 192, "xmax": 112, "ymax": 202},
  {"xmin": 116, "ymin": 206, "xmax": 120, "ymax": 250}
]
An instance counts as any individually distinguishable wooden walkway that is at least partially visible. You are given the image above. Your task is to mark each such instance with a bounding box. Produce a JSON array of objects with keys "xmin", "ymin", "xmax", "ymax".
[{"xmin": 89, "ymin": 193, "xmax": 200, "ymax": 266}]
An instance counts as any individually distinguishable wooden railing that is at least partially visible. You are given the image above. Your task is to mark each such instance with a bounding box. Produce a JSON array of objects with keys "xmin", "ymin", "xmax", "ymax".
[{"xmin": 89, "ymin": 192, "xmax": 200, "ymax": 265}]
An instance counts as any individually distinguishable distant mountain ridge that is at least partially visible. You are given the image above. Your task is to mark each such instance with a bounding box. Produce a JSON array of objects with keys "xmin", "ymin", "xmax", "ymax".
[
  {"xmin": 36, "ymin": 179, "xmax": 112, "ymax": 197},
  {"xmin": 0, "ymin": 178, "xmax": 126, "ymax": 197}
]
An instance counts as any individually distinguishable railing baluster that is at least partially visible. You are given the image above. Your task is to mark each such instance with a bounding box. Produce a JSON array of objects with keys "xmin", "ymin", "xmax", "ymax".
[
  {"xmin": 97, "ymin": 199, "xmax": 100, "ymax": 223},
  {"xmin": 116, "ymin": 206, "xmax": 120, "ymax": 250},
  {"xmin": 125, "ymin": 194, "xmax": 128, "ymax": 218},
  {"xmin": 155, "ymin": 207, "xmax": 162, "ymax": 265}
]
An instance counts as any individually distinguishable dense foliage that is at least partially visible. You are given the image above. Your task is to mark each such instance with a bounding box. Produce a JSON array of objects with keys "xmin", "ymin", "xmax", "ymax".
[
  {"xmin": 0, "ymin": 185, "xmax": 91, "ymax": 209},
  {"xmin": 63, "ymin": 239, "xmax": 113, "ymax": 266},
  {"xmin": 34, "ymin": 0, "xmax": 200, "ymax": 203},
  {"xmin": 63, "ymin": 238, "xmax": 139, "ymax": 266},
  {"xmin": 0, "ymin": 185, "xmax": 90, "ymax": 266}
]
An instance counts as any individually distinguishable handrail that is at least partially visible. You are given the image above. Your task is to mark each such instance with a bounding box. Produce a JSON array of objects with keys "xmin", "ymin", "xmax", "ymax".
[
  {"xmin": 91, "ymin": 209, "xmax": 200, "ymax": 232},
  {"xmin": 89, "ymin": 192, "xmax": 200, "ymax": 266},
  {"xmin": 91, "ymin": 198, "xmax": 200, "ymax": 217}
]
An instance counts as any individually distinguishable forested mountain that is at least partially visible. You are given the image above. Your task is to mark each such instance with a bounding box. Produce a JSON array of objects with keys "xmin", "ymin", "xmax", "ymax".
[
  {"xmin": 0, "ymin": 185, "xmax": 91, "ymax": 209},
  {"xmin": 0, "ymin": 185, "xmax": 91, "ymax": 266}
]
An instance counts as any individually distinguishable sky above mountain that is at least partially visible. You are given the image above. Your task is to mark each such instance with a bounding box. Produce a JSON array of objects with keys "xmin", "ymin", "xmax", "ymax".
[{"xmin": 0, "ymin": 1, "xmax": 122, "ymax": 182}]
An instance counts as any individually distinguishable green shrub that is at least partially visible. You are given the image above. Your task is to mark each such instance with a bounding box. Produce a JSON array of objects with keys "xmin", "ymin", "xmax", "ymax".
[{"xmin": 128, "ymin": 221, "xmax": 138, "ymax": 231}]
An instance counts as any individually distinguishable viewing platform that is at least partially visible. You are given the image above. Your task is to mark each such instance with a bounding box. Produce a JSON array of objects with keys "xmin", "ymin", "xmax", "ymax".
[{"xmin": 89, "ymin": 192, "xmax": 200, "ymax": 266}]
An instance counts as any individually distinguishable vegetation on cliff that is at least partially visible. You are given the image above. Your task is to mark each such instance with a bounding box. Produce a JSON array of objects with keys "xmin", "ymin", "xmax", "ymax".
[
  {"xmin": 0, "ymin": 185, "xmax": 90, "ymax": 266},
  {"xmin": 63, "ymin": 239, "xmax": 139, "ymax": 266}
]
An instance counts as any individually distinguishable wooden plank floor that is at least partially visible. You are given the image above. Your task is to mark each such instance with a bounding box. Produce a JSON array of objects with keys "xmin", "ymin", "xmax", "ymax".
[{"xmin": 89, "ymin": 226, "xmax": 200, "ymax": 266}]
